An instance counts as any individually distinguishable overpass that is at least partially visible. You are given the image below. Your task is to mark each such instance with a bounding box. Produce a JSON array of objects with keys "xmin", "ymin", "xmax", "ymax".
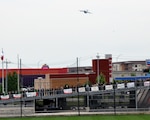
[{"xmin": 0, "ymin": 81, "xmax": 149, "ymax": 111}]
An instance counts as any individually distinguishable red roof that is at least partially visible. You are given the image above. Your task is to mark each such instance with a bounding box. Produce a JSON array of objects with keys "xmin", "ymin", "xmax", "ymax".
[{"xmin": 0, "ymin": 68, "xmax": 68, "ymax": 78}]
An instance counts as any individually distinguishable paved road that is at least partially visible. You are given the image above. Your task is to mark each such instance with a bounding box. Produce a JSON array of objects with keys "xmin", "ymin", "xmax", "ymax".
[{"xmin": 0, "ymin": 106, "xmax": 150, "ymax": 118}]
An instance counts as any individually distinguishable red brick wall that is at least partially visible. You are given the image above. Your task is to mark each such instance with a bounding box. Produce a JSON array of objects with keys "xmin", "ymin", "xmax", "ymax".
[
  {"xmin": 51, "ymin": 77, "xmax": 87, "ymax": 89},
  {"xmin": 92, "ymin": 59, "xmax": 110, "ymax": 83}
]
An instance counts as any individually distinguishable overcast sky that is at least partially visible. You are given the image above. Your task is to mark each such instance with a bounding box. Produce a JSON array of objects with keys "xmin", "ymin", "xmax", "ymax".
[{"xmin": 0, "ymin": 0, "xmax": 150, "ymax": 68}]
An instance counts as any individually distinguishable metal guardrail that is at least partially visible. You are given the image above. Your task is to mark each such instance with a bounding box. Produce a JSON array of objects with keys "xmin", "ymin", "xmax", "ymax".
[{"xmin": 0, "ymin": 85, "xmax": 149, "ymax": 104}]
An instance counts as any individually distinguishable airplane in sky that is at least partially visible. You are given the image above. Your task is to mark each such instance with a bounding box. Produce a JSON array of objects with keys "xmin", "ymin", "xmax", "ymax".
[{"xmin": 79, "ymin": 10, "xmax": 92, "ymax": 14}]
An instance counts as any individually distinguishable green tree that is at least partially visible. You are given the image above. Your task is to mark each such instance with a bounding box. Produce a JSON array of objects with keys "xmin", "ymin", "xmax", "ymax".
[
  {"xmin": 96, "ymin": 72, "xmax": 106, "ymax": 84},
  {"xmin": 131, "ymin": 73, "xmax": 136, "ymax": 76},
  {"xmin": 7, "ymin": 72, "xmax": 18, "ymax": 92},
  {"xmin": 84, "ymin": 80, "xmax": 92, "ymax": 87}
]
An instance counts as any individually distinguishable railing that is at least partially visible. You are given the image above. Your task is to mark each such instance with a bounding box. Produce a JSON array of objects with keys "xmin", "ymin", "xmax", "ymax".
[{"xmin": 0, "ymin": 81, "xmax": 149, "ymax": 103}]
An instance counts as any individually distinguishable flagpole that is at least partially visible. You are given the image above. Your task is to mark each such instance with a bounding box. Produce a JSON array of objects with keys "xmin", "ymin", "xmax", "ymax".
[
  {"xmin": 5, "ymin": 59, "xmax": 8, "ymax": 94},
  {"xmin": 2, "ymin": 60, "xmax": 4, "ymax": 94}
]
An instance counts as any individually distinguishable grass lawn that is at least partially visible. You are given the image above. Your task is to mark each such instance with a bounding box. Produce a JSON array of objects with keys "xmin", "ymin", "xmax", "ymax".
[{"xmin": 0, "ymin": 114, "xmax": 150, "ymax": 120}]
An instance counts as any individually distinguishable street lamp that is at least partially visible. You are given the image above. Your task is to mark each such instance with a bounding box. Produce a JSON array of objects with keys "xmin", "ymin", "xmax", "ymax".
[
  {"xmin": 37, "ymin": 60, "xmax": 43, "ymax": 68},
  {"xmin": 96, "ymin": 53, "xmax": 100, "ymax": 84}
]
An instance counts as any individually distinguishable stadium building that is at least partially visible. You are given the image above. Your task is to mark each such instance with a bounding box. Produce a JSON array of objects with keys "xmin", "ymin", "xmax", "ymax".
[{"xmin": 0, "ymin": 54, "xmax": 112, "ymax": 91}]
